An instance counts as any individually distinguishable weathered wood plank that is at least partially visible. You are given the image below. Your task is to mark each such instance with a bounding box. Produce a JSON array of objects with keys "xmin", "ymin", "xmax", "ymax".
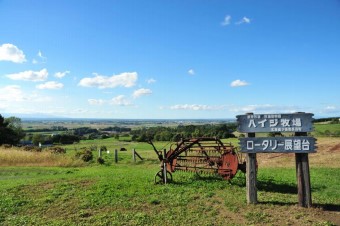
[
  {"xmin": 237, "ymin": 113, "xmax": 314, "ymax": 133},
  {"xmin": 246, "ymin": 131, "xmax": 257, "ymax": 204},
  {"xmin": 295, "ymin": 131, "xmax": 312, "ymax": 208},
  {"xmin": 239, "ymin": 137, "xmax": 316, "ymax": 153}
]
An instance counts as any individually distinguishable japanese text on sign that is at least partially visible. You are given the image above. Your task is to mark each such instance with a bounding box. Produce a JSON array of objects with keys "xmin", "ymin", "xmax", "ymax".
[
  {"xmin": 239, "ymin": 137, "xmax": 316, "ymax": 153},
  {"xmin": 237, "ymin": 113, "xmax": 313, "ymax": 133}
]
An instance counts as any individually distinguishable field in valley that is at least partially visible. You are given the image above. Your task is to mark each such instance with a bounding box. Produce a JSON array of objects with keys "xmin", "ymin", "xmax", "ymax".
[{"xmin": 0, "ymin": 122, "xmax": 339, "ymax": 225}]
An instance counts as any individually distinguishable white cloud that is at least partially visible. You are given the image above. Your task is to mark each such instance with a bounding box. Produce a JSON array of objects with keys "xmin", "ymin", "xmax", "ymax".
[
  {"xmin": 38, "ymin": 50, "xmax": 43, "ymax": 58},
  {"xmin": 110, "ymin": 95, "xmax": 132, "ymax": 106},
  {"xmin": 228, "ymin": 104, "xmax": 303, "ymax": 114},
  {"xmin": 321, "ymin": 105, "xmax": 340, "ymax": 114},
  {"xmin": 188, "ymin": 69, "xmax": 195, "ymax": 75},
  {"xmin": 0, "ymin": 85, "xmax": 26, "ymax": 102},
  {"xmin": 0, "ymin": 43, "xmax": 26, "ymax": 63},
  {"xmin": 133, "ymin": 88, "xmax": 152, "ymax": 98},
  {"xmin": 78, "ymin": 72, "xmax": 138, "ymax": 89},
  {"xmin": 54, "ymin": 70, "xmax": 70, "ymax": 78},
  {"xmin": 29, "ymin": 93, "xmax": 52, "ymax": 102},
  {"xmin": 6, "ymin": 68, "xmax": 48, "ymax": 82},
  {"xmin": 325, "ymin": 106, "xmax": 336, "ymax": 110},
  {"xmin": 221, "ymin": 15, "xmax": 231, "ymax": 26},
  {"xmin": 230, "ymin": 79, "xmax": 249, "ymax": 87},
  {"xmin": 0, "ymin": 85, "xmax": 52, "ymax": 103},
  {"xmin": 170, "ymin": 104, "xmax": 223, "ymax": 111},
  {"xmin": 88, "ymin": 99, "xmax": 105, "ymax": 105},
  {"xmin": 147, "ymin": 78, "xmax": 156, "ymax": 84},
  {"xmin": 36, "ymin": 81, "xmax": 64, "ymax": 90},
  {"xmin": 235, "ymin": 17, "xmax": 251, "ymax": 25},
  {"xmin": 32, "ymin": 50, "xmax": 47, "ymax": 64}
]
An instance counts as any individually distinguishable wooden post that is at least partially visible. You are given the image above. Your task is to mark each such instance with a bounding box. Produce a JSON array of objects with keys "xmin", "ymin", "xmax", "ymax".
[
  {"xmin": 132, "ymin": 148, "xmax": 136, "ymax": 162},
  {"xmin": 295, "ymin": 132, "xmax": 312, "ymax": 207},
  {"xmin": 163, "ymin": 149, "xmax": 167, "ymax": 184},
  {"xmin": 246, "ymin": 132, "xmax": 257, "ymax": 204},
  {"xmin": 98, "ymin": 148, "xmax": 102, "ymax": 158},
  {"xmin": 244, "ymin": 112, "xmax": 257, "ymax": 204},
  {"xmin": 134, "ymin": 151, "xmax": 143, "ymax": 160},
  {"xmin": 114, "ymin": 149, "xmax": 118, "ymax": 163}
]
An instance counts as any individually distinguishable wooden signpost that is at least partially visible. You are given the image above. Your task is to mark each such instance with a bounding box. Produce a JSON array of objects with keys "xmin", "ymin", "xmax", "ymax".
[{"xmin": 236, "ymin": 112, "xmax": 316, "ymax": 207}]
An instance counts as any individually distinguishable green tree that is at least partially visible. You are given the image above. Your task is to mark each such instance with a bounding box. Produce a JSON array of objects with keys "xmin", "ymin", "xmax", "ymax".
[
  {"xmin": 32, "ymin": 134, "xmax": 45, "ymax": 146},
  {"xmin": 5, "ymin": 116, "xmax": 25, "ymax": 141},
  {"xmin": 0, "ymin": 114, "xmax": 24, "ymax": 145}
]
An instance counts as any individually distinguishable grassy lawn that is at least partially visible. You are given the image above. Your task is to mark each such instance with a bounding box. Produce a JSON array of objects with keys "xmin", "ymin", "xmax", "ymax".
[
  {"xmin": 0, "ymin": 164, "xmax": 339, "ymax": 225},
  {"xmin": 0, "ymin": 137, "xmax": 339, "ymax": 225},
  {"xmin": 313, "ymin": 123, "xmax": 340, "ymax": 137}
]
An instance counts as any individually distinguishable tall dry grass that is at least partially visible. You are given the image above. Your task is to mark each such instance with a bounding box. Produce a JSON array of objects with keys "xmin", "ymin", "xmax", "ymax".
[{"xmin": 0, "ymin": 146, "xmax": 85, "ymax": 167}]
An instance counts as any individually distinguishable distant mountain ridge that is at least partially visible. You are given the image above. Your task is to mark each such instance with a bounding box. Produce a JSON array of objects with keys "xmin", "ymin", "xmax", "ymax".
[{"xmin": 2, "ymin": 113, "xmax": 67, "ymax": 119}]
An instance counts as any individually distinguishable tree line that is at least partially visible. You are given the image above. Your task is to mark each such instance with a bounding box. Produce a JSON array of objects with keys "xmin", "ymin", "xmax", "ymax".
[
  {"xmin": 0, "ymin": 115, "xmax": 25, "ymax": 145},
  {"xmin": 130, "ymin": 123, "xmax": 237, "ymax": 142}
]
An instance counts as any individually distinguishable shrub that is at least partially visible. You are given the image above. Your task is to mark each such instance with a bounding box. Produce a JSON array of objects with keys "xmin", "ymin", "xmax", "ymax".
[
  {"xmin": 48, "ymin": 146, "xmax": 66, "ymax": 154},
  {"xmin": 23, "ymin": 146, "xmax": 42, "ymax": 152},
  {"xmin": 75, "ymin": 149, "xmax": 93, "ymax": 162},
  {"xmin": 90, "ymin": 145, "xmax": 97, "ymax": 152},
  {"xmin": 97, "ymin": 157, "xmax": 105, "ymax": 164},
  {"xmin": 100, "ymin": 145, "xmax": 107, "ymax": 152}
]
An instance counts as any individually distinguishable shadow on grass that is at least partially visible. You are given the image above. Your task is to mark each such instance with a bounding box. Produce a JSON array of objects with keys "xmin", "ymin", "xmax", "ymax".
[
  {"xmin": 315, "ymin": 203, "xmax": 340, "ymax": 212},
  {"xmin": 258, "ymin": 202, "xmax": 340, "ymax": 212},
  {"xmin": 257, "ymin": 178, "xmax": 297, "ymax": 194},
  {"xmin": 259, "ymin": 200, "xmax": 296, "ymax": 206}
]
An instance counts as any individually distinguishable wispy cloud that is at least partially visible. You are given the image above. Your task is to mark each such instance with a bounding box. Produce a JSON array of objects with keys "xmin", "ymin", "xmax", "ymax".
[
  {"xmin": 321, "ymin": 105, "xmax": 340, "ymax": 114},
  {"xmin": 110, "ymin": 95, "xmax": 132, "ymax": 106},
  {"xmin": 221, "ymin": 15, "xmax": 231, "ymax": 26},
  {"xmin": 188, "ymin": 69, "xmax": 195, "ymax": 75},
  {"xmin": 133, "ymin": 88, "xmax": 152, "ymax": 98},
  {"xmin": 228, "ymin": 104, "xmax": 304, "ymax": 114},
  {"xmin": 170, "ymin": 104, "xmax": 225, "ymax": 111},
  {"xmin": 36, "ymin": 81, "xmax": 64, "ymax": 90},
  {"xmin": 0, "ymin": 43, "xmax": 26, "ymax": 63},
  {"xmin": 54, "ymin": 70, "xmax": 70, "ymax": 78},
  {"xmin": 0, "ymin": 85, "xmax": 52, "ymax": 103},
  {"xmin": 147, "ymin": 78, "xmax": 156, "ymax": 84},
  {"xmin": 0, "ymin": 85, "xmax": 27, "ymax": 102},
  {"xmin": 32, "ymin": 50, "xmax": 47, "ymax": 64},
  {"xmin": 235, "ymin": 17, "xmax": 251, "ymax": 25},
  {"xmin": 6, "ymin": 69, "xmax": 48, "ymax": 82},
  {"xmin": 88, "ymin": 99, "xmax": 105, "ymax": 105},
  {"xmin": 78, "ymin": 72, "xmax": 137, "ymax": 89},
  {"xmin": 230, "ymin": 79, "xmax": 249, "ymax": 87}
]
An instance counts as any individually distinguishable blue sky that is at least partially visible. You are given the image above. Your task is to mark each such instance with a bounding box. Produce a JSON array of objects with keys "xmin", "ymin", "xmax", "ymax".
[{"xmin": 0, "ymin": 0, "xmax": 340, "ymax": 119}]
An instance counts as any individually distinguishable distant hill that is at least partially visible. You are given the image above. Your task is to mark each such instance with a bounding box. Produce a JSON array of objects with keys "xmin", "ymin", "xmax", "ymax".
[
  {"xmin": 2, "ymin": 113, "xmax": 67, "ymax": 119},
  {"xmin": 313, "ymin": 117, "xmax": 340, "ymax": 123}
]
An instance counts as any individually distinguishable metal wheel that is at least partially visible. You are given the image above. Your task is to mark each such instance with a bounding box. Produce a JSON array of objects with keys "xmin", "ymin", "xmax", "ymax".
[{"xmin": 154, "ymin": 170, "xmax": 173, "ymax": 184}]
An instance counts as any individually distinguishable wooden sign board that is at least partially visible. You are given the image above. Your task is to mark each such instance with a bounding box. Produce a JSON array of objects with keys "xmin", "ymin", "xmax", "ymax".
[
  {"xmin": 236, "ymin": 113, "xmax": 314, "ymax": 133},
  {"xmin": 239, "ymin": 136, "xmax": 316, "ymax": 153}
]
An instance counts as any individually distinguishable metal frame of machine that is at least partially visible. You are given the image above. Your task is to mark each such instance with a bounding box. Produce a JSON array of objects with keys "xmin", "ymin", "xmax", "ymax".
[{"xmin": 149, "ymin": 137, "xmax": 246, "ymax": 184}]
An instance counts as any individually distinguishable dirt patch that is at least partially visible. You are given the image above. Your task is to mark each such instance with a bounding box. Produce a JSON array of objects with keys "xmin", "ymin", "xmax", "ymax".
[
  {"xmin": 329, "ymin": 143, "xmax": 340, "ymax": 152},
  {"xmin": 256, "ymin": 137, "xmax": 340, "ymax": 168}
]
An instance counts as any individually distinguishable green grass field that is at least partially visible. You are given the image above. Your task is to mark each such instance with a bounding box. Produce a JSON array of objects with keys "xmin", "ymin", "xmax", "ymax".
[
  {"xmin": 0, "ymin": 136, "xmax": 339, "ymax": 225},
  {"xmin": 313, "ymin": 123, "xmax": 340, "ymax": 137},
  {"xmin": 0, "ymin": 164, "xmax": 339, "ymax": 225}
]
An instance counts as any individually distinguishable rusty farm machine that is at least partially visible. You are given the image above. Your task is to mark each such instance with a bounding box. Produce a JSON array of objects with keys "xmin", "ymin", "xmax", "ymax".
[{"xmin": 148, "ymin": 137, "xmax": 247, "ymax": 184}]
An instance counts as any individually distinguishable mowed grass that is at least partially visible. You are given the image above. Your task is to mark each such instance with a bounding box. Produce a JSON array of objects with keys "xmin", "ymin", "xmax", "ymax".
[
  {"xmin": 0, "ymin": 164, "xmax": 339, "ymax": 225},
  {"xmin": 313, "ymin": 123, "xmax": 340, "ymax": 136},
  {"xmin": 0, "ymin": 137, "xmax": 339, "ymax": 225}
]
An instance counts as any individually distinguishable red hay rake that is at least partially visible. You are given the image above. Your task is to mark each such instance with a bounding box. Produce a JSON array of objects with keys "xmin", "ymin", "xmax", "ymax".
[{"xmin": 149, "ymin": 137, "xmax": 246, "ymax": 184}]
